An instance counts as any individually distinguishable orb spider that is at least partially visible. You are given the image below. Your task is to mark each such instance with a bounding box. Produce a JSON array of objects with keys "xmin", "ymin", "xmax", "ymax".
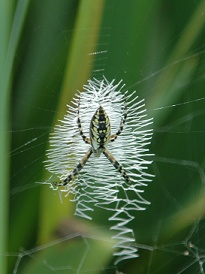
[{"xmin": 53, "ymin": 101, "xmax": 130, "ymax": 187}]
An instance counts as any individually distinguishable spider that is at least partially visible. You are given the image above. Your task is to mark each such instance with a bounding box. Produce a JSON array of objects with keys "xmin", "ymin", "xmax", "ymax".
[{"xmin": 53, "ymin": 101, "xmax": 130, "ymax": 187}]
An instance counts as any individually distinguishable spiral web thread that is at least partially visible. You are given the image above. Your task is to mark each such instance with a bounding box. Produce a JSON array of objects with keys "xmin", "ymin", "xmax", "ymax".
[{"xmin": 45, "ymin": 77, "xmax": 153, "ymax": 263}]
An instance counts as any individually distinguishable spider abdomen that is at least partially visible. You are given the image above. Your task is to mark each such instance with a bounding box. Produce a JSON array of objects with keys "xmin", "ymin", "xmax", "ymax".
[{"xmin": 90, "ymin": 105, "xmax": 111, "ymax": 156}]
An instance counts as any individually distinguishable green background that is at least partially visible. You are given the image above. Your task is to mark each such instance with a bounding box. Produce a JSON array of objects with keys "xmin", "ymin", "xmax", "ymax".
[{"xmin": 1, "ymin": 0, "xmax": 205, "ymax": 273}]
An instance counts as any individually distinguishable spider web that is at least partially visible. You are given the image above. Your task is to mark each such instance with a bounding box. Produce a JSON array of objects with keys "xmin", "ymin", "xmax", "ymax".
[{"xmin": 8, "ymin": 1, "xmax": 205, "ymax": 274}]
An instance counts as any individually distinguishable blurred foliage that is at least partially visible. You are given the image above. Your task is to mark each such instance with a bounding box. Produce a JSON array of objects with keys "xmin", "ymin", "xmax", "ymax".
[{"xmin": 2, "ymin": 0, "xmax": 205, "ymax": 273}]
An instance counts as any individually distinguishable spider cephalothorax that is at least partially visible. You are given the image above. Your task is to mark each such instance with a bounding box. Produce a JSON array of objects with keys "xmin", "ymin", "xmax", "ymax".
[{"xmin": 54, "ymin": 102, "xmax": 129, "ymax": 187}]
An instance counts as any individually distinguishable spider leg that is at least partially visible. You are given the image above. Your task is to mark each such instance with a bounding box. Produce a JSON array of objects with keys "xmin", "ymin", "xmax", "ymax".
[
  {"xmin": 54, "ymin": 148, "xmax": 93, "ymax": 187},
  {"xmin": 110, "ymin": 104, "xmax": 127, "ymax": 142},
  {"xmin": 103, "ymin": 148, "xmax": 130, "ymax": 183},
  {"xmin": 77, "ymin": 101, "xmax": 91, "ymax": 144}
]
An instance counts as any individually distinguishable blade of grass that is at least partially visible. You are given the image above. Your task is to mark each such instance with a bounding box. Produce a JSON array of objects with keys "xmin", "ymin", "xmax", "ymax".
[
  {"xmin": 0, "ymin": 2, "xmax": 12, "ymax": 272},
  {"xmin": 149, "ymin": 0, "xmax": 205, "ymax": 123},
  {"xmin": 21, "ymin": 222, "xmax": 114, "ymax": 274},
  {"xmin": 57, "ymin": 0, "xmax": 105, "ymax": 117},
  {"xmin": 39, "ymin": 0, "xmax": 105, "ymax": 243},
  {"xmin": 0, "ymin": 1, "xmax": 30, "ymax": 273}
]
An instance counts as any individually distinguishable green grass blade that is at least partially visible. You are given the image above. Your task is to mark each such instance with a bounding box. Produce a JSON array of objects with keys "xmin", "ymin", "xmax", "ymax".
[
  {"xmin": 39, "ymin": 0, "xmax": 105, "ymax": 244},
  {"xmin": 0, "ymin": 0, "xmax": 30, "ymax": 273}
]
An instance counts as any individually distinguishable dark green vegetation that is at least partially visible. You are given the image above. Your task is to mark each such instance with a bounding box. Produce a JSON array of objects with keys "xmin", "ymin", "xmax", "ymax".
[{"xmin": 1, "ymin": 0, "xmax": 205, "ymax": 273}]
